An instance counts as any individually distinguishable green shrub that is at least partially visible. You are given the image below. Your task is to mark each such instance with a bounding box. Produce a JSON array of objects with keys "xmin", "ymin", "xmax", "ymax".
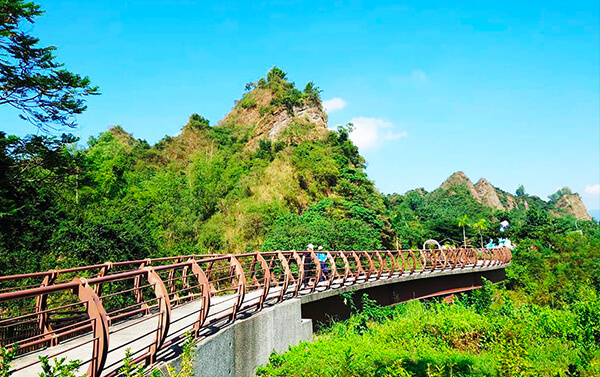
[{"xmin": 236, "ymin": 93, "xmax": 257, "ymax": 109}]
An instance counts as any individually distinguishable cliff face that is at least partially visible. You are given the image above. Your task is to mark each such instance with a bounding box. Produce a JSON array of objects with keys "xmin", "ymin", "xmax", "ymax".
[
  {"xmin": 555, "ymin": 194, "xmax": 592, "ymax": 221},
  {"xmin": 221, "ymin": 87, "xmax": 328, "ymax": 151},
  {"xmin": 474, "ymin": 178, "xmax": 504, "ymax": 211}
]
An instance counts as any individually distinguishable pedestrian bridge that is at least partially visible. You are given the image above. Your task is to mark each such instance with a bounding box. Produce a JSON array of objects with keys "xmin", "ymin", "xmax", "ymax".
[{"xmin": 0, "ymin": 248, "xmax": 511, "ymax": 377}]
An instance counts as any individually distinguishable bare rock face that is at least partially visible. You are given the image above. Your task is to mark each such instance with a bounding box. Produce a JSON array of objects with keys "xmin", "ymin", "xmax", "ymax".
[
  {"xmin": 438, "ymin": 171, "xmax": 589, "ymax": 220},
  {"xmin": 267, "ymin": 105, "xmax": 328, "ymax": 141},
  {"xmin": 440, "ymin": 172, "xmax": 507, "ymax": 210},
  {"xmin": 440, "ymin": 172, "xmax": 478, "ymax": 197},
  {"xmin": 474, "ymin": 179, "xmax": 504, "ymax": 211},
  {"xmin": 439, "ymin": 172, "xmax": 528, "ymax": 212},
  {"xmin": 555, "ymin": 194, "xmax": 592, "ymax": 221},
  {"xmin": 504, "ymin": 194, "xmax": 518, "ymax": 211},
  {"xmin": 222, "ymin": 88, "xmax": 328, "ymax": 151}
]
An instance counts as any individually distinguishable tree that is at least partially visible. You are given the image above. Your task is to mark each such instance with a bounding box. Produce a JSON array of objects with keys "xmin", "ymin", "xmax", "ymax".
[
  {"xmin": 266, "ymin": 66, "xmax": 287, "ymax": 83},
  {"xmin": 1, "ymin": 0, "xmax": 99, "ymax": 131},
  {"xmin": 472, "ymin": 218, "xmax": 488, "ymax": 248},
  {"xmin": 303, "ymin": 81, "xmax": 321, "ymax": 105},
  {"xmin": 516, "ymin": 185, "xmax": 525, "ymax": 197},
  {"xmin": 548, "ymin": 187, "xmax": 573, "ymax": 203},
  {"xmin": 457, "ymin": 214, "xmax": 470, "ymax": 247}
]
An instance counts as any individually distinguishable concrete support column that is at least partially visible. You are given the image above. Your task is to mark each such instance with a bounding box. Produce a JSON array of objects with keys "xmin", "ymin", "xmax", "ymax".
[{"xmin": 158, "ymin": 299, "xmax": 312, "ymax": 377}]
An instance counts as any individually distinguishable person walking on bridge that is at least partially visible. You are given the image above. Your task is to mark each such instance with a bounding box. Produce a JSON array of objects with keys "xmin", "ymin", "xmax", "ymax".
[
  {"xmin": 302, "ymin": 244, "xmax": 314, "ymax": 286},
  {"xmin": 316, "ymin": 246, "xmax": 329, "ymax": 281}
]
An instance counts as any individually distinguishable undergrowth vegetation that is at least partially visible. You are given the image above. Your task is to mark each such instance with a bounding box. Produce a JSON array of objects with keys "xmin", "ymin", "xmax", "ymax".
[
  {"xmin": 257, "ymin": 227, "xmax": 600, "ymax": 377},
  {"xmin": 257, "ymin": 285, "xmax": 600, "ymax": 377}
]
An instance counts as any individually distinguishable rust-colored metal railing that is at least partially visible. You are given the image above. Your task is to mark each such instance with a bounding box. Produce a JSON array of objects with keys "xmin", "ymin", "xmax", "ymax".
[{"xmin": 0, "ymin": 248, "xmax": 511, "ymax": 377}]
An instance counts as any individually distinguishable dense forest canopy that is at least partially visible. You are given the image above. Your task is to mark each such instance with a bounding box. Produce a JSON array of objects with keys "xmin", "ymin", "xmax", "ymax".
[{"xmin": 0, "ymin": 0, "xmax": 99, "ymax": 131}]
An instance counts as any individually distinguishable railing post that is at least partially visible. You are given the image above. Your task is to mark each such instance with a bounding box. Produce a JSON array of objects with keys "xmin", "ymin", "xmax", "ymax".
[
  {"xmin": 438, "ymin": 249, "xmax": 448, "ymax": 270},
  {"xmin": 395, "ymin": 250, "xmax": 406, "ymax": 276},
  {"xmin": 74, "ymin": 278, "xmax": 109, "ymax": 377},
  {"xmin": 349, "ymin": 251, "xmax": 361, "ymax": 283},
  {"xmin": 135, "ymin": 259, "xmax": 151, "ymax": 314},
  {"xmin": 337, "ymin": 252, "xmax": 350, "ymax": 285},
  {"xmin": 385, "ymin": 250, "xmax": 397, "ymax": 277},
  {"xmin": 229, "ymin": 255, "xmax": 246, "ymax": 321},
  {"xmin": 189, "ymin": 260, "xmax": 211, "ymax": 336},
  {"xmin": 144, "ymin": 267, "xmax": 171, "ymax": 365},
  {"xmin": 407, "ymin": 250, "xmax": 417, "ymax": 274},
  {"xmin": 362, "ymin": 251, "xmax": 375, "ymax": 279},
  {"xmin": 94, "ymin": 262, "xmax": 112, "ymax": 297},
  {"xmin": 36, "ymin": 271, "xmax": 57, "ymax": 346},
  {"xmin": 290, "ymin": 251, "xmax": 304, "ymax": 297},
  {"xmin": 276, "ymin": 252, "xmax": 291, "ymax": 302},
  {"xmin": 324, "ymin": 251, "xmax": 336, "ymax": 288},
  {"xmin": 255, "ymin": 253, "xmax": 271, "ymax": 309},
  {"xmin": 417, "ymin": 250, "xmax": 427, "ymax": 273},
  {"xmin": 373, "ymin": 251, "xmax": 384, "ymax": 279},
  {"xmin": 309, "ymin": 250, "xmax": 321, "ymax": 292}
]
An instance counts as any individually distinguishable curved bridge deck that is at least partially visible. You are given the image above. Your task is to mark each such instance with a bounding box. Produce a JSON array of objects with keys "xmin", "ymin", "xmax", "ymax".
[{"xmin": 0, "ymin": 248, "xmax": 511, "ymax": 377}]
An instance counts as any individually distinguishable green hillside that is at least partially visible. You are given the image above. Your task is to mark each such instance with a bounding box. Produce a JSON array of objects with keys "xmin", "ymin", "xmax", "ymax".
[
  {"xmin": 388, "ymin": 171, "xmax": 593, "ymax": 249},
  {"xmin": 0, "ymin": 68, "xmax": 393, "ymax": 275}
]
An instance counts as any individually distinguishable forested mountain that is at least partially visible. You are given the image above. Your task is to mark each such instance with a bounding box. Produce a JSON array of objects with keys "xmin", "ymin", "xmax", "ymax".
[
  {"xmin": 388, "ymin": 171, "xmax": 593, "ymax": 249},
  {"xmin": 0, "ymin": 68, "xmax": 394, "ymax": 276},
  {"xmin": 0, "ymin": 68, "xmax": 595, "ymax": 277}
]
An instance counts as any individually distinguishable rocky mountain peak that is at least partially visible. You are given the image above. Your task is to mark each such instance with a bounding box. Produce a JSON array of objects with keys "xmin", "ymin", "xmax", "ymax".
[
  {"xmin": 221, "ymin": 71, "xmax": 329, "ymax": 150},
  {"xmin": 440, "ymin": 171, "xmax": 475, "ymax": 193},
  {"xmin": 555, "ymin": 194, "xmax": 592, "ymax": 221},
  {"xmin": 439, "ymin": 172, "xmax": 520, "ymax": 212},
  {"xmin": 474, "ymin": 178, "xmax": 504, "ymax": 211},
  {"xmin": 438, "ymin": 171, "xmax": 590, "ymax": 219}
]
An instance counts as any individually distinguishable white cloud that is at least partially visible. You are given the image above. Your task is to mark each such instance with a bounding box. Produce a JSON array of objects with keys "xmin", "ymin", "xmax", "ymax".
[
  {"xmin": 585, "ymin": 184, "xmax": 600, "ymax": 195},
  {"xmin": 323, "ymin": 97, "xmax": 347, "ymax": 113},
  {"xmin": 347, "ymin": 117, "xmax": 407, "ymax": 151}
]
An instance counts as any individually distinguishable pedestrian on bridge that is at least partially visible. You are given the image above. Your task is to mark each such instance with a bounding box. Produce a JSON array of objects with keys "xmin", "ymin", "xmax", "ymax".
[
  {"xmin": 302, "ymin": 244, "xmax": 314, "ymax": 286},
  {"xmin": 316, "ymin": 246, "xmax": 329, "ymax": 281}
]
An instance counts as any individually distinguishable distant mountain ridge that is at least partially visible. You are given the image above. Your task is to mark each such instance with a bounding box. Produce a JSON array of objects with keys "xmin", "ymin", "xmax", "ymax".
[{"xmin": 437, "ymin": 171, "xmax": 591, "ymax": 221}]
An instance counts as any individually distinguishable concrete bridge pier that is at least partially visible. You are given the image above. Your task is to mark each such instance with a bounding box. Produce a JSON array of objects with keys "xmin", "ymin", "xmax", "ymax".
[{"xmin": 155, "ymin": 298, "xmax": 313, "ymax": 377}]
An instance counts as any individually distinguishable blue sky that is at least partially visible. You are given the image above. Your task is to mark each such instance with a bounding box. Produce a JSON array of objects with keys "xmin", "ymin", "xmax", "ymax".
[{"xmin": 3, "ymin": 0, "xmax": 599, "ymax": 211}]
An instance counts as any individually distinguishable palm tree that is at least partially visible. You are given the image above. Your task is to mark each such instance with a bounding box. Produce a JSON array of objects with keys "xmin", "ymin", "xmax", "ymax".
[
  {"xmin": 457, "ymin": 214, "xmax": 469, "ymax": 248},
  {"xmin": 473, "ymin": 219, "xmax": 488, "ymax": 248}
]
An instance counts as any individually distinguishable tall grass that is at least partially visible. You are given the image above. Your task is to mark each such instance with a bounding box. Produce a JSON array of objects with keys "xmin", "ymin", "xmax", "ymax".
[{"xmin": 257, "ymin": 286, "xmax": 600, "ymax": 377}]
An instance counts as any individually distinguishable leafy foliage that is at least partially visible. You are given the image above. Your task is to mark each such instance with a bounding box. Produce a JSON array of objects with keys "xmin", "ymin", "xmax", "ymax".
[
  {"xmin": 258, "ymin": 283, "xmax": 600, "ymax": 377},
  {"xmin": 258, "ymin": 211, "xmax": 600, "ymax": 376},
  {"xmin": 0, "ymin": 0, "xmax": 99, "ymax": 130},
  {"xmin": 166, "ymin": 332, "xmax": 197, "ymax": 377},
  {"xmin": 0, "ymin": 343, "xmax": 18, "ymax": 377},
  {"xmin": 38, "ymin": 356, "xmax": 83, "ymax": 377}
]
